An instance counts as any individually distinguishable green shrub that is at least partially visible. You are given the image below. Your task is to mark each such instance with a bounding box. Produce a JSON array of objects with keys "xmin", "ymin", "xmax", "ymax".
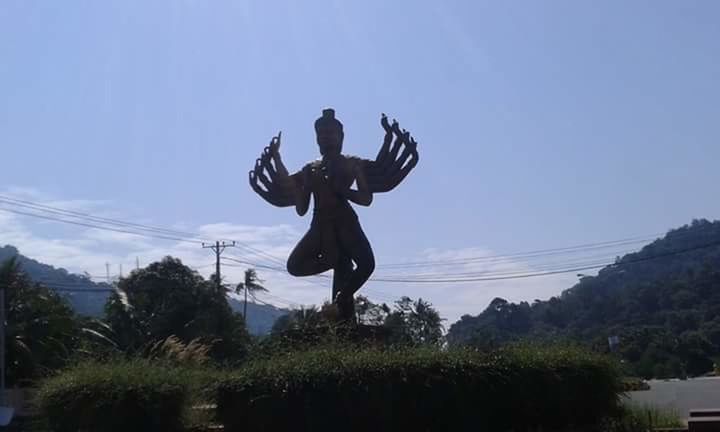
[
  {"xmin": 215, "ymin": 345, "xmax": 624, "ymax": 431},
  {"xmin": 601, "ymin": 404, "xmax": 683, "ymax": 432},
  {"xmin": 35, "ymin": 359, "xmax": 211, "ymax": 432}
]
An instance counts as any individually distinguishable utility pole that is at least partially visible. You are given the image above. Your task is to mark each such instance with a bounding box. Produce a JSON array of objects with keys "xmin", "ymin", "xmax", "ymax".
[
  {"xmin": 106, "ymin": 263, "xmax": 111, "ymax": 284},
  {"xmin": 244, "ymin": 282, "xmax": 249, "ymax": 321},
  {"xmin": 202, "ymin": 241, "xmax": 236, "ymax": 291}
]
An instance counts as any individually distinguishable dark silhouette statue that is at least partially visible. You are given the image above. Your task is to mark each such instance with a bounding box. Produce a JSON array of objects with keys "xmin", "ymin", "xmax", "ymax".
[{"xmin": 249, "ymin": 109, "xmax": 419, "ymax": 321}]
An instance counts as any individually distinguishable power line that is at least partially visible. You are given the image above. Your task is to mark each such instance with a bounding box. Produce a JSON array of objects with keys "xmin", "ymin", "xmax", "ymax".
[
  {"xmin": 44, "ymin": 285, "xmax": 114, "ymax": 292},
  {"xmin": 219, "ymin": 233, "xmax": 710, "ymax": 284},
  {"xmin": 247, "ymin": 292, "xmax": 277, "ymax": 308},
  {"xmin": 0, "ymin": 196, "xmax": 286, "ymax": 266},
  {"xmin": 25, "ymin": 240, "xmax": 720, "ymax": 310},
  {"xmin": 5, "ymin": 194, "xmax": 717, "ymax": 289},
  {"xmin": 375, "ymin": 236, "xmax": 657, "ymax": 269},
  {"xmin": 0, "ymin": 194, "xmax": 683, "ymax": 279},
  {"xmin": 0, "ymin": 206, "xmax": 202, "ymax": 244},
  {"xmin": 248, "ymin": 291, "xmax": 302, "ymax": 310},
  {"xmin": 0, "ymin": 194, "xmax": 661, "ymax": 271},
  {"xmin": 361, "ymin": 289, "xmax": 398, "ymax": 303},
  {"xmin": 31, "ymin": 280, "xmax": 112, "ymax": 289},
  {"xmin": 369, "ymin": 239, "xmax": 720, "ymax": 283},
  {"xmin": 221, "ymin": 255, "xmax": 331, "ymax": 285},
  {"xmin": 220, "ymin": 257, "xmax": 289, "ymax": 273},
  {"xmin": 0, "ymin": 196, "xmax": 208, "ymax": 241},
  {"xmin": 251, "ymin": 291, "xmax": 304, "ymax": 308},
  {"xmin": 372, "ymin": 252, "xmax": 624, "ymax": 280},
  {"xmin": 225, "ymin": 249, "xmax": 609, "ymax": 284}
]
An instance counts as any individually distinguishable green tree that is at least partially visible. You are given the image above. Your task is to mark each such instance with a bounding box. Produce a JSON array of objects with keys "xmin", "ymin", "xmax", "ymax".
[
  {"xmin": 270, "ymin": 306, "xmax": 327, "ymax": 336},
  {"xmin": 0, "ymin": 258, "xmax": 80, "ymax": 385},
  {"xmin": 386, "ymin": 297, "xmax": 445, "ymax": 346},
  {"xmin": 104, "ymin": 256, "xmax": 250, "ymax": 361},
  {"xmin": 355, "ymin": 295, "xmax": 390, "ymax": 326}
]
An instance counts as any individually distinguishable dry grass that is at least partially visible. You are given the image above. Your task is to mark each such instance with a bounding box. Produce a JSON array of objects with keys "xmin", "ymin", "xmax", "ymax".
[{"xmin": 148, "ymin": 335, "xmax": 214, "ymax": 365}]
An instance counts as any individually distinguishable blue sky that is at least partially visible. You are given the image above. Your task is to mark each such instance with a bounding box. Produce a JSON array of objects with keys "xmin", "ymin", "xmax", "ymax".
[{"xmin": 1, "ymin": 1, "xmax": 719, "ymax": 322}]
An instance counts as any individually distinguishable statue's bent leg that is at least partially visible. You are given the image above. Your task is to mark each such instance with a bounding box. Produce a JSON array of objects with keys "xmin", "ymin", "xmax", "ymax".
[{"xmin": 286, "ymin": 225, "xmax": 334, "ymax": 277}]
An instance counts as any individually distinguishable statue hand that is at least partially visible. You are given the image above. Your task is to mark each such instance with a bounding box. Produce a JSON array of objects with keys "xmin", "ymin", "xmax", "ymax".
[
  {"xmin": 268, "ymin": 131, "xmax": 281, "ymax": 157},
  {"xmin": 381, "ymin": 113, "xmax": 392, "ymax": 134},
  {"xmin": 249, "ymin": 134, "xmax": 296, "ymax": 208}
]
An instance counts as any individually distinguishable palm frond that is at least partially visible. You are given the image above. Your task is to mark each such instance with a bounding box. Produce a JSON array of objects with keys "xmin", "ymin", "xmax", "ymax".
[{"xmin": 81, "ymin": 327, "xmax": 119, "ymax": 348}]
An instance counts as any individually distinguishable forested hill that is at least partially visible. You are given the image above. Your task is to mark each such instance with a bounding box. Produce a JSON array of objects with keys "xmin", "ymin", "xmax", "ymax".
[
  {"xmin": 0, "ymin": 245, "xmax": 110, "ymax": 316},
  {"xmin": 447, "ymin": 219, "xmax": 720, "ymax": 378},
  {"xmin": 0, "ymin": 245, "xmax": 289, "ymax": 334}
]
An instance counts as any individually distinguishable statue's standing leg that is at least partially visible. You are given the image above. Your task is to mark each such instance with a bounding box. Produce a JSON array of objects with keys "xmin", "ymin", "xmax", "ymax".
[
  {"xmin": 332, "ymin": 254, "xmax": 352, "ymax": 302},
  {"xmin": 334, "ymin": 219, "xmax": 375, "ymax": 322},
  {"xmin": 332, "ymin": 254, "xmax": 354, "ymax": 322}
]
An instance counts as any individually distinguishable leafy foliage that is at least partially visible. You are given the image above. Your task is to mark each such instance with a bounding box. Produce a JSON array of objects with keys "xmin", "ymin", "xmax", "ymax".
[
  {"xmin": 602, "ymin": 404, "xmax": 683, "ymax": 432},
  {"xmin": 447, "ymin": 219, "xmax": 720, "ymax": 378},
  {"xmin": 35, "ymin": 359, "xmax": 212, "ymax": 432},
  {"xmin": 215, "ymin": 345, "xmax": 623, "ymax": 431},
  {"xmin": 36, "ymin": 345, "xmax": 623, "ymax": 432},
  {"xmin": 384, "ymin": 296, "xmax": 445, "ymax": 346},
  {"xmin": 265, "ymin": 296, "xmax": 445, "ymax": 353},
  {"xmin": 0, "ymin": 245, "xmax": 289, "ymax": 334},
  {"xmin": 354, "ymin": 294, "xmax": 390, "ymax": 326},
  {"xmin": 104, "ymin": 256, "xmax": 251, "ymax": 362},
  {"xmin": 0, "ymin": 257, "xmax": 80, "ymax": 385}
]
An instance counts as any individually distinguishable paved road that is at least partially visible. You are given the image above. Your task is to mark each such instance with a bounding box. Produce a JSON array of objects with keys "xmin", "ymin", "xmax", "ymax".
[{"xmin": 627, "ymin": 377, "xmax": 720, "ymax": 418}]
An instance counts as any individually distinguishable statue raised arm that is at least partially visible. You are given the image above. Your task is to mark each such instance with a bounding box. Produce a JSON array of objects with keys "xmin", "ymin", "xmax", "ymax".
[
  {"xmin": 365, "ymin": 114, "xmax": 419, "ymax": 193},
  {"xmin": 248, "ymin": 133, "xmax": 310, "ymax": 216}
]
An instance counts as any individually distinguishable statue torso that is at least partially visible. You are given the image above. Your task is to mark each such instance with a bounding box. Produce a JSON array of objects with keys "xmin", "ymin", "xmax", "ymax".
[{"xmin": 304, "ymin": 155, "xmax": 364, "ymax": 223}]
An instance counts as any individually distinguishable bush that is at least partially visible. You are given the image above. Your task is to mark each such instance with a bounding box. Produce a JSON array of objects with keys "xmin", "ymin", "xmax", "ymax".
[
  {"xmin": 215, "ymin": 345, "xmax": 624, "ymax": 432},
  {"xmin": 35, "ymin": 359, "xmax": 211, "ymax": 432},
  {"xmin": 601, "ymin": 404, "xmax": 683, "ymax": 432}
]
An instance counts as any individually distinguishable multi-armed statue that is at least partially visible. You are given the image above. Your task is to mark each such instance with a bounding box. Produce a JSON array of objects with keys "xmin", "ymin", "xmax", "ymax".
[{"xmin": 249, "ymin": 109, "xmax": 419, "ymax": 321}]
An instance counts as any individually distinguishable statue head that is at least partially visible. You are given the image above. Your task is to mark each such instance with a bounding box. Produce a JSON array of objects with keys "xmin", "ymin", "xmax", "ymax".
[{"xmin": 314, "ymin": 108, "xmax": 344, "ymax": 156}]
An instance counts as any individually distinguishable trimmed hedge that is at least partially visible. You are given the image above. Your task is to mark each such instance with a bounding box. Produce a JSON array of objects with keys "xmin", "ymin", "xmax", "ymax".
[
  {"xmin": 215, "ymin": 346, "xmax": 624, "ymax": 431},
  {"xmin": 35, "ymin": 346, "xmax": 624, "ymax": 431},
  {"xmin": 35, "ymin": 359, "xmax": 207, "ymax": 432}
]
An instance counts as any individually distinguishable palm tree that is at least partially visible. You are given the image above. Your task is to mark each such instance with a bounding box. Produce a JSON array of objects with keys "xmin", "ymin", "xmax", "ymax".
[{"xmin": 235, "ymin": 269, "xmax": 267, "ymax": 322}]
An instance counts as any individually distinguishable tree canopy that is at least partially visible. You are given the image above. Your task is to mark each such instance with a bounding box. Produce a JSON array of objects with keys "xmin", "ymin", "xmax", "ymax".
[
  {"xmin": 104, "ymin": 256, "xmax": 250, "ymax": 361},
  {"xmin": 447, "ymin": 219, "xmax": 720, "ymax": 378},
  {"xmin": 0, "ymin": 257, "xmax": 80, "ymax": 385}
]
